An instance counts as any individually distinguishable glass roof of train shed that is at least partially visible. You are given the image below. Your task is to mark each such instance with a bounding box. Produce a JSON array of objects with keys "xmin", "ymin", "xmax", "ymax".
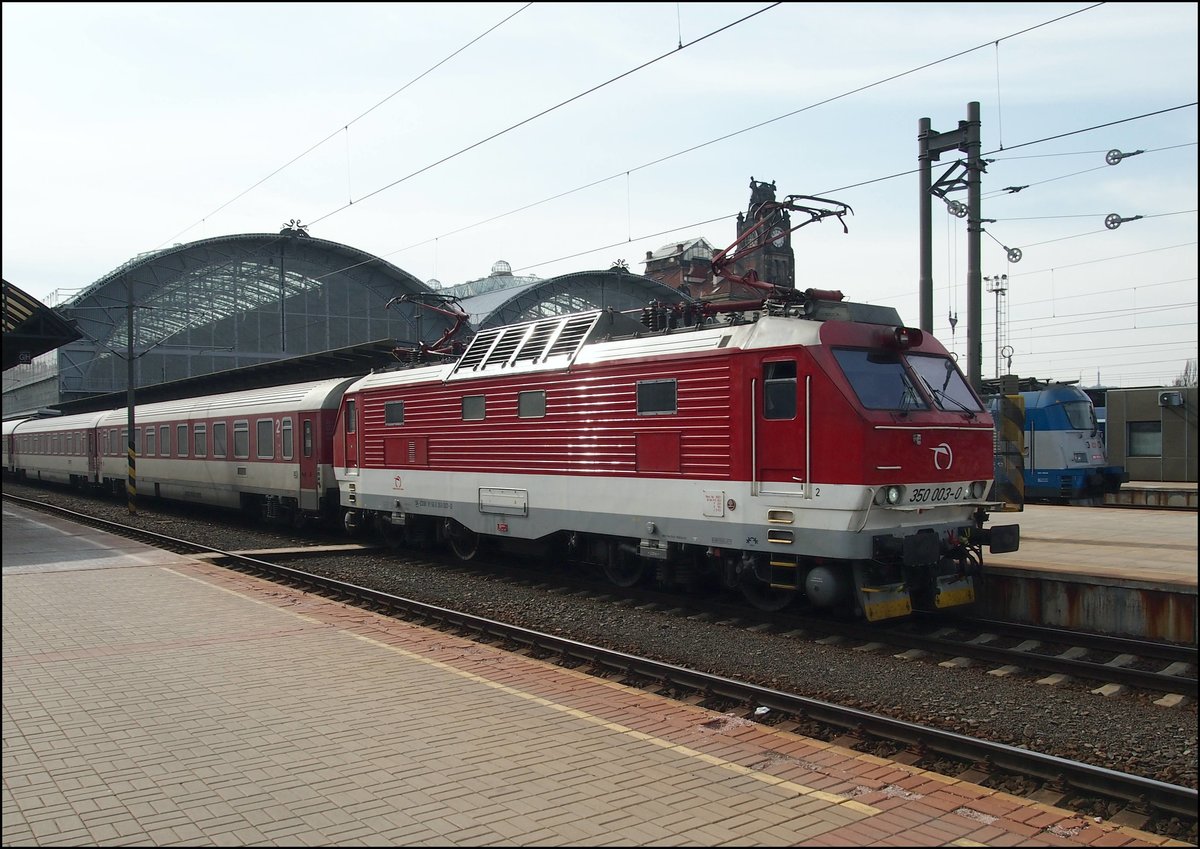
[{"xmin": 46, "ymin": 230, "xmax": 457, "ymax": 403}]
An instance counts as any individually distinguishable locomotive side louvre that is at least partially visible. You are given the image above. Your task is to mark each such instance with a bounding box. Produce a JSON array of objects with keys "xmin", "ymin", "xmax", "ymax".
[{"xmin": 336, "ymin": 308, "xmax": 1017, "ymax": 621}]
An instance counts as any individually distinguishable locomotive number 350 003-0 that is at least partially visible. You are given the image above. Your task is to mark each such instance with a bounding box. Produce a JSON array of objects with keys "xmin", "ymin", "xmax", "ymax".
[{"xmin": 907, "ymin": 486, "xmax": 965, "ymax": 504}]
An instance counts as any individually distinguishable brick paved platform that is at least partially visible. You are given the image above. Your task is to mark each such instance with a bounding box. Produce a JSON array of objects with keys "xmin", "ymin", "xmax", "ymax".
[{"xmin": 2, "ymin": 502, "xmax": 1190, "ymax": 847}]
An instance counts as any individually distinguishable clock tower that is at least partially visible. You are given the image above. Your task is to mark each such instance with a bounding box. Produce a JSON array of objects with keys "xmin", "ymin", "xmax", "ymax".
[{"xmin": 733, "ymin": 178, "xmax": 795, "ymax": 290}]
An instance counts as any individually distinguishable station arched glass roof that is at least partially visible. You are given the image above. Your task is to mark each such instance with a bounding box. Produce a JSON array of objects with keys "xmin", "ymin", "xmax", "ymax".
[
  {"xmin": 460, "ymin": 267, "xmax": 694, "ymax": 330},
  {"xmin": 51, "ymin": 230, "xmax": 454, "ymax": 400}
]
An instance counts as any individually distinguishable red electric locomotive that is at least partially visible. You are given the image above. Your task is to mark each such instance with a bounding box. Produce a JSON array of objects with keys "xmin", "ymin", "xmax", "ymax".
[
  {"xmin": 332, "ymin": 194, "xmax": 1018, "ymax": 621},
  {"xmin": 334, "ymin": 195, "xmax": 1018, "ymax": 621}
]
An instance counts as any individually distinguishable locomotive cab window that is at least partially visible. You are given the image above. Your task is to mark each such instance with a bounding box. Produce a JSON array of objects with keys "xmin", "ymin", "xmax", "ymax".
[
  {"xmin": 763, "ymin": 361, "xmax": 797, "ymax": 420},
  {"xmin": 518, "ymin": 390, "xmax": 546, "ymax": 418},
  {"xmin": 462, "ymin": 395, "xmax": 486, "ymax": 421},
  {"xmin": 637, "ymin": 379, "xmax": 677, "ymax": 415},
  {"xmin": 384, "ymin": 401, "xmax": 405, "ymax": 426},
  {"xmin": 833, "ymin": 349, "xmax": 928, "ymax": 412}
]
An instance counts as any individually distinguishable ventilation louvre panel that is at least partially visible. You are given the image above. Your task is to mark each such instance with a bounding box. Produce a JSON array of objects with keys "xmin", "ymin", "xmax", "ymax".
[{"xmin": 447, "ymin": 310, "xmax": 603, "ymax": 381}]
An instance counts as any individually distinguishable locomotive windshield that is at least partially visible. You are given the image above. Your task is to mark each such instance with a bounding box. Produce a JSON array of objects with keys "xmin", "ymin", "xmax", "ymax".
[
  {"xmin": 906, "ymin": 353, "xmax": 983, "ymax": 413},
  {"xmin": 1060, "ymin": 400, "xmax": 1097, "ymax": 433},
  {"xmin": 833, "ymin": 349, "xmax": 982, "ymax": 414},
  {"xmin": 832, "ymin": 349, "xmax": 928, "ymax": 411}
]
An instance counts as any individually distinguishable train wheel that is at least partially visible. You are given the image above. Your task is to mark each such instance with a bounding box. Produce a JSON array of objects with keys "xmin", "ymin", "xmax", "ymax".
[
  {"xmin": 604, "ymin": 543, "xmax": 646, "ymax": 588},
  {"xmin": 740, "ymin": 576, "xmax": 795, "ymax": 612},
  {"xmin": 444, "ymin": 519, "xmax": 480, "ymax": 561}
]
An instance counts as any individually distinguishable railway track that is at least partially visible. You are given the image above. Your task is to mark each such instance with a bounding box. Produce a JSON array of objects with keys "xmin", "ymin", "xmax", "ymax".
[
  {"xmin": 6, "ymin": 485, "xmax": 1196, "ymax": 700},
  {"xmin": 4, "ymin": 492, "xmax": 1197, "ymax": 836}
]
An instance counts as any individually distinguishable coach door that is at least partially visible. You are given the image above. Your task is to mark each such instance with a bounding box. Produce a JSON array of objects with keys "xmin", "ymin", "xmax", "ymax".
[
  {"xmin": 755, "ymin": 360, "xmax": 808, "ymax": 496},
  {"xmin": 343, "ymin": 399, "xmax": 359, "ymax": 474},
  {"xmin": 299, "ymin": 418, "xmax": 317, "ymax": 490},
  {"xmin": 87, "ymin": 430, "xmax": 98, "ymax": 480}
]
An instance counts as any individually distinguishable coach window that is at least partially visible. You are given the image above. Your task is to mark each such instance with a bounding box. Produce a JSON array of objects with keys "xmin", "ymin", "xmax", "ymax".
[
  {"xmin": 194, "ymin": 423, "xmax": 207, "ymax": 457},
  {"xmin": 518, "ymin": 390, "xmax": 546, "ymax": 419},
  {"xmin": 303, "ymin": 420, "xmax": 313, "ymax": 458},
  {"xmin": 233, "ymin": 421, "xmax": 250, "ymax": 459},
  {"xmin": 763, "ymin": 361, "xmax": 797, "ymax": 419},
  {"xmin": 384, "ymin": 401, "xmax": 405, "ymax": 426},
  {"xmin": 145, "ymin": 426, "xmax": 155, "ymax": 456},
  {"xmin": 257, "ymin": 419, "xmax": 274, "ymax": 459},
  {"xmin": 462, "ymin": 395, "xmax": 486, "ymax": 421},
  {"xmin": 636, "ymin": 379, "xmax": 677, "ymax": 415},
  {"xmin": 1127, "ymin": 421, "xmax": 1162, "ymax": 457},
  {"xmin": 213, "ymin": 422, "xmax": 227, "ymax": 458},
  {"xmin": 176, "ymin": 424, "xmax": 188, "ymax": 456},
  {"xmin": 281, "ymin": 418, "xmax": 293, "ymax": 460},
  {"xmin": 159, "ymin": 426, "xmax": 169, "ymax": 457}
]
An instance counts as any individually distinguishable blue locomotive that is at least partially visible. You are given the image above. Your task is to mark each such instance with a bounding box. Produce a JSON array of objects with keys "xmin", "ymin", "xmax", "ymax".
[{"xmin": 982, "ymin": 378, "xmax": 1128, "ymax": 503}]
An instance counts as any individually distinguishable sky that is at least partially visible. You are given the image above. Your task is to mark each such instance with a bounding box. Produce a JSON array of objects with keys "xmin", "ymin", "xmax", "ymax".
[{"xmin": 2, "ymin": 1, "xmax": 1196, "ymax": 388}]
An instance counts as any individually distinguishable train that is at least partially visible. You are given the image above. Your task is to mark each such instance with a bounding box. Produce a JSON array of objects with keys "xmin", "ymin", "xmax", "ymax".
[
  {"xmin": 4, "ymin": 291, "xmax": 1020, "ymax": 624},
  {"xmin": 3, "ymin": 194, "xmax": 1021, "ymax": 622},
  {"xmin": 3, "ymin": 378, "xmax": 356, "ymax": 525},
  {"xmin": 981, "ymin": 378, "xmax": 1128, "ymax": 503}
]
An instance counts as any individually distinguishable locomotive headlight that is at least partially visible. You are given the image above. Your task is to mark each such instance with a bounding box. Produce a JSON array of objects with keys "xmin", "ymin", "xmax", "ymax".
[
  {"xmin": 971, "ymin": 480, "xmax": 987, "ymax": 499},
  {"xmin": 875, "ymin": 485, "xmax": 904, "ymax": 505}
]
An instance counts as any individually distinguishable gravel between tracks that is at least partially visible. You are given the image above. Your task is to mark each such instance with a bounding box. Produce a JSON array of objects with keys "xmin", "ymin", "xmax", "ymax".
[{"xmin": 5, "ymin": 482, "xmax": 1196, "ymax": 822}]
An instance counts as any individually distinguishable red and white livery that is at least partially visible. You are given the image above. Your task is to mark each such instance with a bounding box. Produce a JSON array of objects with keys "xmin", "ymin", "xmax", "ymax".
[
  {"xmin": 334, "ymin": 295, "xmax": 1019, "ymax": 620},
  {"xmin": 6, "ymin": 377, "xmax": 354, "ymax": 526}
]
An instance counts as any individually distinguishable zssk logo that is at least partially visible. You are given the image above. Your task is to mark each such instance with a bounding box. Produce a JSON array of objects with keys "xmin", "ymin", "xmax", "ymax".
[{"xmin": 930, "ymin": 443, "xmax": 953, "ymax": 470}]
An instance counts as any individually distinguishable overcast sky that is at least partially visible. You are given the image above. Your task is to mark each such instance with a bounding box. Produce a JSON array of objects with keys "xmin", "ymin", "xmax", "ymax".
[{"xmin": 3, "ymin": 2, "xmax": 1196, "ymax": 387}]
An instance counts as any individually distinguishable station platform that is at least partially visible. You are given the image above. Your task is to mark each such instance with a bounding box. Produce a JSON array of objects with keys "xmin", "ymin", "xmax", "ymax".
[
  {"xmin": 981, "ymin": 502, "xmax": 1197, "ymax": 644},
  {"xmin": 3, "ymin": 502, "xmax": 1188, "ymax": 847},
  {"xmin": 1105, "ymin": 480, "xmax": 1198, "ymax": 511}
]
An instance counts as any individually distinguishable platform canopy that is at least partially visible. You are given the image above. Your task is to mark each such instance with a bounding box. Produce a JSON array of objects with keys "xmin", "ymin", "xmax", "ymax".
[{"xmin": 1, "ymin": 278, "xmax": 82, "ymax": 371}]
